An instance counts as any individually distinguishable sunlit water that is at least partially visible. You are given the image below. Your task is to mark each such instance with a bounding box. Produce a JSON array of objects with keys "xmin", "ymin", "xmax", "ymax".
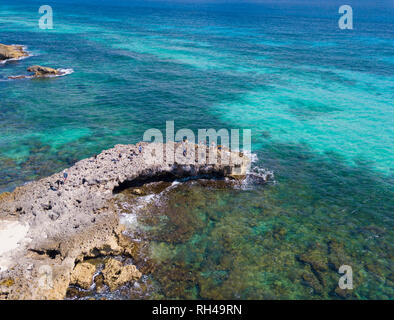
[{"xmin": 1, "ymin": 0, "xmax": 393, "ymax": 299}]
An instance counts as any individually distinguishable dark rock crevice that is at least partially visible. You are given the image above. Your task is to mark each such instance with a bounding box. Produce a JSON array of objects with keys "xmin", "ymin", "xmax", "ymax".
[
  {"xmin": 28, "ymin": 248, "xmax": 61, "ymax": 260},
  {"xmin": 112, "ymin": 171, "xmax": 226, "ymax": 194},
  {"xmin": 0, "ymin": 142, "xmax": 250, "ymax": 299}
]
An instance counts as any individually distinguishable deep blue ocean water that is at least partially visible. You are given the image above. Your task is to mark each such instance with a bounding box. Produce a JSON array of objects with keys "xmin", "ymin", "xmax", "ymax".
[{"xmin": 0, "ymin": 0, "xmax": 393, "ymax": 299}]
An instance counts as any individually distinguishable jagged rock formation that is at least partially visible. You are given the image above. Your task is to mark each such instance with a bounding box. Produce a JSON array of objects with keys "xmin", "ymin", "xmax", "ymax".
[
  {"xmin": 27, "ymin": 65, "xmax": 61, "ymax": 77},
  {"xmin": 69, "ymin": 262, "xmax": 96, "ymax": 290},
  {"xmin": 102, "ymin": 258, "xmax": 142, "ymax": 292},
  {"xmin": 0, "ymin": 142, "xmax": 250, "ymax": 299},
  {"xmin": 0, "ymin": 44, "xmax": 28, "ymax": 61},
  {"xmin": 8, "ymin": 65, "xmax": 68, "ymax": 79}
]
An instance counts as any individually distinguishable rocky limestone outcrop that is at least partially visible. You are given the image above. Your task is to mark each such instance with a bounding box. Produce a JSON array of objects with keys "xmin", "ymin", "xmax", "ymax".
[
  {"xmin": 0, "ymin": 142, "xmax": 251, "ymax": 299},
  {"xmin": 0, "ymin": 44, "xmax": 28, "ymax": 61},
  {"xmin": 27, "ymin": 65, "xmax": 61, "ymax": 77},
  {"xmin": 70, "ymin": 262, "xmax": 96, "ymax": 290},
  {"xmin": 102, "ymin": 258, "xmax": 142, "ymax": 291},
  {"xmin": 8, "ymin": 66, "xmax": 65, "ymax": 80}
]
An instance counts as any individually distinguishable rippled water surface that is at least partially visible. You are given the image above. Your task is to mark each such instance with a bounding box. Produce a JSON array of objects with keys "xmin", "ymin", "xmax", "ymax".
[{"xmin": 1, "ymin": 0, "xmax": 393, "ymax": 299}]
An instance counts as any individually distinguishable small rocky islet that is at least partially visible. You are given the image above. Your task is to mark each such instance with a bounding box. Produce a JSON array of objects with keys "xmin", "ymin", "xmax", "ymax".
[
  {"xmin": 0, "ymin": 44, "xmax": 29, "ymax": 62},
  {"xmin": 0, "ymin": 43, "xmax": 70, "ymax": 79},
  {"xmin": 8, "ymin": 65, "xmax": 67, "ymax": 79},
  {"xmin": 0, "ymin": 142, "xmax": 253, "ymax": 299}
]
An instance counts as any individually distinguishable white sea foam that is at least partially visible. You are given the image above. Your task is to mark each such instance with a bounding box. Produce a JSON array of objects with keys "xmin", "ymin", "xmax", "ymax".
[
  {"xmin": 249, "ymin": 152, "xmax": 259, "ymax": 164},
  {"xmin": 0, "ymin": 55, "xmax": 29, "ymax": 65},
  {"xmin": 236, "ymin": 151, "xmax": 274, "ymax": 190},
  {"xmin": 118, "ymin": 193, "xmax": 160, "ymax": 237},
  {"xmin": 120, "ymin": 212, "xmax": 138, "ymax": 226},
  {"xmin": 56, "ymin": 68, "xmax": 74, "ymax": 77},
  {"xmin": 37, "ymin": 68, "xmax": 74, "ymax": 78},
  {"xmin": 165, "ymin": 180, "xmax": 182, "ymax": 191},
  {"xmin": 120, "ymin": 194, "xmax": 156, "ymax": 214}
]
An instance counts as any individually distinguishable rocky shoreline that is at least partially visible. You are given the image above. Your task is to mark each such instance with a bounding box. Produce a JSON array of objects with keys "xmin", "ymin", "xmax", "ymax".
[{"xmin": 0, "ymin": 142, "xmax": 252, "ymax": 299}]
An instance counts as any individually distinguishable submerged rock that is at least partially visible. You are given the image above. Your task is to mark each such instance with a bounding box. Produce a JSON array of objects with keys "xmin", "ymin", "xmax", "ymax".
[
  {"xmin": 334, "ymin": 286, "xmax": 353, "ymax": 299},
  {"xmin": 0, "ymin": 142, "xmax": 250, "ymax": 299},
  {"xmin": 273, "ymin": 227, "xmax": 287, "ymax": 240},
  {"xmin": 327, "ymin": 239, "xmax": 350, "ymax": 271},
  {"xmin": 6, "ymin": 75, "xmax": 27, "ymax": 80},
  {"xmin": 94, "ymin": 273, "xmax": 106, "ymax": 293},
  {"xmin": 130, "ymin": 188, "xmax": 145, "ymax": 196},
  {"xmin": 298, "ymin": 246, "xmax": 328, "ymax": 272},
  {"xmin": 66, "ymin": 286, "xmax": 92, "ymax": 299},
  {"xmin": 301, "ymin": 271, "xmax": 324, "ymax": 295},
  {"xmin": 297, "ymin": 244, "xmax": 330, "ymax": 292},
  {"xmin": 0, "ymin": 44, "xmax": 28, "ymax": 61}
]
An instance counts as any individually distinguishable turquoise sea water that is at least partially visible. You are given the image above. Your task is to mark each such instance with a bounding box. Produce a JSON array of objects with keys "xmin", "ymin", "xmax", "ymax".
[{"xmin": 1, "ymin": 0, "xmax": 393, "ymax": 299}]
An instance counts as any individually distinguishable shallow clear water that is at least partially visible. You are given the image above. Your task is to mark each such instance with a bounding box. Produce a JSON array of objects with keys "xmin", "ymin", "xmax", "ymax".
[{"xmin": 1, "ymin": 0, "xmax": 393, "ymax": 299}]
